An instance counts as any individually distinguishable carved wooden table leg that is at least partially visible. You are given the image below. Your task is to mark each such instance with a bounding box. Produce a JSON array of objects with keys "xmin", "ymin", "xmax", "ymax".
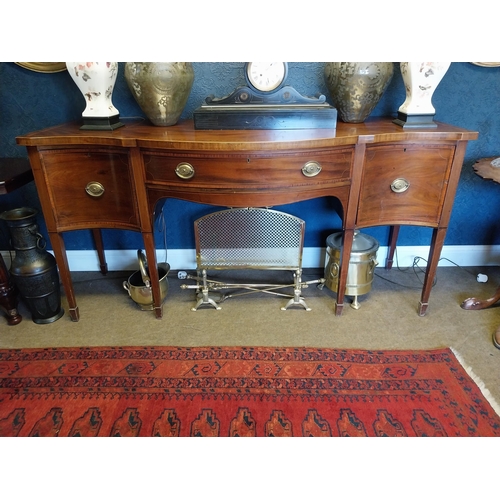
[
  {"xmin": 461, "ymin": 285, "xmax": 500, "ymax": 310},
  {"xmin": 463, "ymin": 157, "xmax": 500, "ymax": 347},
  {"xmin": 461, "ymin": 284, "xmax": 500, "ymax": 350},
  {"xmin": 0, "ymin": 254, "xmax": 22, "ymax": 325}
]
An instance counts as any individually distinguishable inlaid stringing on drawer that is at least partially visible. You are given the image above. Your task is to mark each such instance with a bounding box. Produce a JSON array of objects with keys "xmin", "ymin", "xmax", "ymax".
[{"xmin": 143, "ymin": 149, "xmax": 353, "ymax": 187}]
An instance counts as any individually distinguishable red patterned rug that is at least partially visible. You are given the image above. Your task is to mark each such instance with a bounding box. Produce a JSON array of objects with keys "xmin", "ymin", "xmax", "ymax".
[{"xmin": 1, "ymin": 346, "xmax": 499, "ymax": 437}]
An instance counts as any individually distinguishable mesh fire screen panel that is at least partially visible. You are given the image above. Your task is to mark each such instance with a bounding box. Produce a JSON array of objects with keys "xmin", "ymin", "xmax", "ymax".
[{"xmin": 195, "ymin": 208, "xmax": 305, "ymax": 270}]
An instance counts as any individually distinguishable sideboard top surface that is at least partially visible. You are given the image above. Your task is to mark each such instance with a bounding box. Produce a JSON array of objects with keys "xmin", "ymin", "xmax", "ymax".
[{"xmin": 16, "ymin": 118, "xmax": 478, "ymax": 152}]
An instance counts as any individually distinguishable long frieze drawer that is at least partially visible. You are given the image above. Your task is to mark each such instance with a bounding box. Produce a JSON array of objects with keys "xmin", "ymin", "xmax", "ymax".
[
  {"xmin": 356, "ymin": 144, "xmax": 455, "ymax": 227},
  {"xmin": 39, "ymin": 150, "xmax": 140, "ymax": 230},
  {"xmin": 143, "ymin": 148, "xmax": 353, "ymax": 187}
]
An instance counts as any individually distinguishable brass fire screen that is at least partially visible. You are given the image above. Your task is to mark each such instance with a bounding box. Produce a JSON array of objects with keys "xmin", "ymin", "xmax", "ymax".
[{"xmin": 181, "ymin": 207, "xmax": 324, "ymax": 310}]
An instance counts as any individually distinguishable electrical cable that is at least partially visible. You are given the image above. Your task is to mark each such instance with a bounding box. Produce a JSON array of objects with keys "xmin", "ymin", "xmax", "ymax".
[
  {"xmin": 155, "ymin": 206, "xmax": 168, "ymax": 265},
  {"xmin": 374, "ymin": 246, "xmax": 482, "ymax": 290}
]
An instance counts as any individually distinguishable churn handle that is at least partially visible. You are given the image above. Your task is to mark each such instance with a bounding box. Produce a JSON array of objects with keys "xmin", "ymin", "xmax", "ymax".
[{"xmin": 137, "ymin": 250, "xmax": 151, "ymax": 288}]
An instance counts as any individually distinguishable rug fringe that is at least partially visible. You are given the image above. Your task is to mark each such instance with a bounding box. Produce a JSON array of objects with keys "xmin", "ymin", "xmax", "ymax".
[{"xmin": 450, "ymin": 347, "xmax": 500, "ymax": 418}]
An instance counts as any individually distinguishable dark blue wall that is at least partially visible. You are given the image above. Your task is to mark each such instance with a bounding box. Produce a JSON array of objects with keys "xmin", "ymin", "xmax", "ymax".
[{"xmin": 1, "ymin": 62, "xmax": 499, "ymax": 252}]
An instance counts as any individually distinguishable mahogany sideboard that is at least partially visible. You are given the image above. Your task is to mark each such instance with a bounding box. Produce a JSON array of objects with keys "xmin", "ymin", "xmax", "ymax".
[{"xmin": 16, "ymin": 118, "xmax": 478, "ymax": 322}]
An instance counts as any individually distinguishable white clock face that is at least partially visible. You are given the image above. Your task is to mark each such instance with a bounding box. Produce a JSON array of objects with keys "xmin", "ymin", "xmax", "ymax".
[{"xmin": 246, "ymin": 62, "xmax": 287, "ymax": 93}]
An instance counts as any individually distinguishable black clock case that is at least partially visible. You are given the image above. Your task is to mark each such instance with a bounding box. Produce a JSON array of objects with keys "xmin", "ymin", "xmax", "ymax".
[{"xmin": 193, "ymin": 85, "xmax": 338, "ymax": 131}]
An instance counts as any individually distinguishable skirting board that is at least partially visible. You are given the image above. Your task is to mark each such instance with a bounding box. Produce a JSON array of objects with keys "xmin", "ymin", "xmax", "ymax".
[{"xmin": 2, "ymin": 245, "xmax": 500, "ymax": 272}]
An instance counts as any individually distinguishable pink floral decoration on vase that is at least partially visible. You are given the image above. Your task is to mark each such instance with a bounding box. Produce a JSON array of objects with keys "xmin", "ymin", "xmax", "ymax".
[
  {"xmin": 394, "ymin": 62, "xmax": 451, "ymax": 128},
  {"xmin": 66, "ymin": 62, "xmax": 123, "ymax": 130}
]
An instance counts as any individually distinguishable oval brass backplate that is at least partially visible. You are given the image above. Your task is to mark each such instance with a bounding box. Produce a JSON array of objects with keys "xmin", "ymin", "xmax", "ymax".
[
  {"xmin": 301, "ymin": 161, "xmax": 322, "ymax": 177},
  {"xmin": 85, "ymin": 181, "xmax": 105, "ymax": 197},
  {"xmin": 175, "ymin": 162, "xmax": 195, "ymax": 179},
  {"xmin": 390, "ymin": 178, "xmax": 410, "ymax": 193}
]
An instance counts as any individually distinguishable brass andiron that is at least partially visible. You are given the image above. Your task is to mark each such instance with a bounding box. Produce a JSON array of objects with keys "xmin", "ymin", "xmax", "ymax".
[{"xmin": 181, "ymin": 207, "xmax": 324, "ymax": 311}]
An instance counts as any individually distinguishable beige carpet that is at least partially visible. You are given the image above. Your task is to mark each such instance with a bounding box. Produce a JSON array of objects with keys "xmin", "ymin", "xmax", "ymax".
[{"xmin": 2, "ymin": 264, "xmax": 500, "ymax": 406}]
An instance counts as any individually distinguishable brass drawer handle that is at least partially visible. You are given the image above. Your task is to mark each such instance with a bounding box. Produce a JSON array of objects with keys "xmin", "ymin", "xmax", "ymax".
[
  {"xmin": 390, "ymin": 178, "xmax": 410, "ymax": 193},
  {"xmin": 302, "ymin": 161, "xmax": 322, "ymax": 177},
  {"xmin": 85, "ymin": 181, "xmax": 105, "ymax": 197},
  {"xmin": 175, "ymin": 162, "xmax": 195, "ymax": 180}
]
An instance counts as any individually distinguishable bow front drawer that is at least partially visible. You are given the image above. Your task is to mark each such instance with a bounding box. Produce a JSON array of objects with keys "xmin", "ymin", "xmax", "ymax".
[
  {"xmin": 39, "ymin": 149, "xmax": 140, "ymax": 231},
  {"xmin": 356, "ymin": 144, "xmax": 456, "ymax": 227},
  {"xmin": 143, "ymin": 148, "xmax": 353, "ymax": 188}
]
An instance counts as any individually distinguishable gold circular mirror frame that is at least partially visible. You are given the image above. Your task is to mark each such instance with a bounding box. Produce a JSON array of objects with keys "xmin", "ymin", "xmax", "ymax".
[
  {"xmin": 471, "ymin": 62, "xmax": 500, "ymax": 67},
  {"xmin": 15, "ymin": 62, "xmax": 67, "ymax": 73}
]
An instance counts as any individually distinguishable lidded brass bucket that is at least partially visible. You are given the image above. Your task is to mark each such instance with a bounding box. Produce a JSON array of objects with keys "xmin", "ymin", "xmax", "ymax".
[
  {"xmin": 123, "ymin": 250, "xmax": 169, "ymax": 310},
  {"xmin": 324, "ymin": 231, "xmax": 379, "ymax": 309}
]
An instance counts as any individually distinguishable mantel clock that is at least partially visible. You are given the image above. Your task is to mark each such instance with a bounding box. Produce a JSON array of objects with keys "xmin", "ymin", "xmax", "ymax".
[{"xmin": 193, "ymin": 62, "xmax": 337, "ymax": 130}]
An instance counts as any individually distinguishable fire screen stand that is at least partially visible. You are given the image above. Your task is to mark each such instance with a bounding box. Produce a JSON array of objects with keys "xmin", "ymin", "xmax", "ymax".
[{"xmin": 180, "ymin": 208, "xmax": 324, "ymax": 311}]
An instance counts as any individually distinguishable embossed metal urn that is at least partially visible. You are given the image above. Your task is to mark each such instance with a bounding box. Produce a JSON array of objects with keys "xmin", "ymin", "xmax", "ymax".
[
  {"xmin": 324, "ymin": 231, "xmax": 379, "ymax": 309},
  {"xmin": 124, "ymin": 62, "xmax": 195, "ymax": 126},
  {"xmin": 0, "ymin": 207, "xmax": 64, "ymax": 323},
  {"xmin": 324, "ymin": 62, "xmax": 394, "ymax": 123}
]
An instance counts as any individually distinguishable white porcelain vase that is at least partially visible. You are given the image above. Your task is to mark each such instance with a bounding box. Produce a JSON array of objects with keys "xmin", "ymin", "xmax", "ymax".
[
  {"xmin": 66, "ymin": 62, "xmax": 123, "ymax": 130},
  {"xmin": 394, "ymin": 62, "xmax": 451, "ymax": 128}
]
